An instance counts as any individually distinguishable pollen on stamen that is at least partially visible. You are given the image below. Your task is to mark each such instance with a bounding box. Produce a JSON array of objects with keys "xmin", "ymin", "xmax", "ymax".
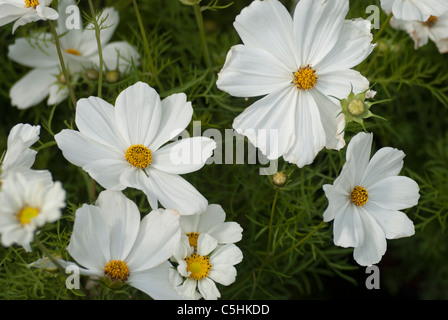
[
  {"xmin": 125, "ymin": 145, "xmax": 152, "ymax": 169},
  {"xmin": 24, "ymin": 0, "xmax": 39, "ymax": 8},
  {"xmin": 18, "ymin": 206, "xmax": 39, "ymax": 226},
  {"xmin": 185, "ymin": 253, "xmax": 212, "ymax": 281},
  {"xmin": 423, "ymin": 15, "xmax": 439, "ymax": 27},
  {"xmin": 65, "ymin": 48, "xmax": 81, "ymax": 56},
  {"xmin": 104, "ymin": 260, "xmax": 130, "ymax": 281},
  {"xmin": 350, "ymin": 186, "xmax": 369, "ymax": 207},
  {"xmin": 293, "ymin": 64, "xmax": 318, "ymax": 90},
  {"xmin": 186, "ymin": 232, "xmax": 200, "ymax": 250}
]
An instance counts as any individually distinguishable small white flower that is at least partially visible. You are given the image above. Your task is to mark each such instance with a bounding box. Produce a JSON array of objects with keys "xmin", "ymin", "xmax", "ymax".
[
  {"xmin": 0, "ymin": 0, "xmax": 59, "ymax": 33},
  {"xmin": 7, "ymin": 0, "xmax": 139, "ymax": 109},
  {"xmin": 180, "ymin": 204, "xmax": 243, "ymax": 250},
  {"xmin": 216, "ymin": 0, "xmax": 374, "ymax": 168},
  {"xmin": 55, "ymin": 81, "xmax": 217, "ymax": 215},
  {"xmin": 66, "ymin": 190, "xmax": 183, "ymax": 299},
  {"xmin": 381, "ymin": 0, "xmax": 448, "ymax": 22},
  {"xmin": 1, "ymin": 123, "xmax": 52, "ymax": 185},
  {"xmin": 172, "ymin": 233, "xmax": 243, "ymax": 300},
  {"xmin": 0, "ymin": 171, "xmax": 66, "ymax": 251},
  {"xmin": 322, "ymin": 132, "xmax": 419, "ymax": 266},
  {"xmin": 391, "ymin": 12, "xmax": 448, "ymax": 53}
]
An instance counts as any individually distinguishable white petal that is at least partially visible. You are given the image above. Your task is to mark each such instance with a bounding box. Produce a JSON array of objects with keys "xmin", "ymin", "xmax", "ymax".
[
  {"xmin": 83, "ymin": 159, "xmax": 129, "ymax": 190},
  {"xmin": 322, "ymin": 184, "xmax": 350, "ymax": 222},
  {"xmin": 233, "ymin": 0, "xmax": 297, "ymax": 70},
  {"xmin": 129, "ymin": 262, "xmax": 184, "ymax": 300},
  {"xmin": 149, "ymin": 93, "xmax": 193, "ymax": 151},
  {"xmin": 198, "ymin": 277, "xmax": 221, "ymax": 300},
  {"xmin": 316, "ymin": 68, "xmax": 370, "ymax": 101},
  {"xmin": 47, "ymin": 84, "xmax": 69, "ymax": 106},
  {"xmin": 197, "ymin": 233, "xmax": 218, "ymax": 256},
  {"xmin": 147, "ymin": 169, "xmax": 209, "ymax": 215},
  {"xmin": 114, "ymin": 82, "xmax": 162, "ymax": 146},
  {"xmin": 232, "ymin": 85, "xmax": 297, "ymax": 160},
  {"xmin": 151, "ymin": 137, "xmax": 216, "ymax": 174},
  {"xmin": 364, "ymin": 202, "xmax": 415, "ymax": 239},
  {"xmin": 209, "ymin": 243, "xmax": 243, "ymax": 267},
  {"xmin": 91, "ymin": 41, "xmax": 140, "ymax": 73},
  {"xmin": 333, "ymin": 204, "xmax": 365, "ymax": 248},
  {"xmin": 282, "ymin": 91, "xmax": 326, "ymax": 168},
  {"xmin": 10, "ymin": 68, "xmax": 56, "ymax": 109},
  {"xmin": 67, "ymin": 204, "xmax": 109, "ymax": 273},
  {"xmin": 208, "ymin": 264, "xmax": 237, "ymax": 286},
  {"xmin": 95, "ymin": 190, "xmax": 141, "ymax": 259},
  {"xmin": 353, "ymin": 210, "xmax": 387, "ymax": 266},
  {"xmin": 344, "ymin": 132, "xmax": 373, "ymax": 182},
  {"xmin": 2, "ymin": 123, "xmax": 40, "ymax": 170},
  {"xmin": 126, "ymin": 208, "xmax": 180, "ymax": 271},
  {"xmin": 360, "ymin": 147, "xmax": 405, "ymax": 188},
  {"xmin": 75, "ymin": 96, "xmax": 127, "ymax": 150},
  {"xmin": 367, "ymin": 176, "xmax": 420, "ymax": 211},
  {"xmin": 54, "ymin": 129, "xmax": 124, "ymax": 167},
  {"xmin": 8, "ymin": 34, "xmax": 58, "ymax": 69},
  {"xmin": 216, "ymin": 44, "xmax": 292, "ymax": 98},
  {"xmin": 316, "ymin": 18, "xmax": 374, "ymax": 72},
  {"xmin": 293, "ymin": 0, "xmax": 348, "ymax": 65}
]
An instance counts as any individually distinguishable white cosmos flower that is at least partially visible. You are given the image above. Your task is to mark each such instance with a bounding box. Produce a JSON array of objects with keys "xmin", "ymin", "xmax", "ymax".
[
  {"xmin": 180, "ymin": 204, "xmax": 243, "ymax": 250},
  {"xmin": 390, "ymin": 12, "xmax": 448, "ymax": 53},
  {"xmin": 322, "ymin": 132, "xmax": 420, "ymax": 266},
  {"xmin": 216, "ymin": 0, "xmax": 374, "ymax": 168},
  {"xmin": 1, "ymin": 123, "xmax": 52, "ymax": 185},
  {"xmin": 7, "ymin": 0, "xmax": 139, "ymax": 109},
  {"xmin": 381, "ymin": 0, "xmax": 448, "ymax": 22},
  {"xmin": 0, "ymin": 0, "xmax": 58, "ymax": 33},
  {"xmin": 171, "ymin": 233, "xmax": 243, "ymax": 300},
  {"xmin": 65, "ymin": 190, "xmax": 183, "ymax": 300},
  {"xmin": 0, "ymin": 171, "xmax": 66, "ymax": 251},
  {"xmin": 54, "ymin": 81, "xmax": 217, "ymax": 215}
]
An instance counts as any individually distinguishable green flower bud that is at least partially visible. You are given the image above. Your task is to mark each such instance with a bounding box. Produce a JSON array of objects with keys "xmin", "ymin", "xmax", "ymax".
[
  {"xmin": 272, "ymin": 171, "xmax": 288, "ymax": 188},
  {"xmin": 105, "ymin": 70, "xmax": 120, "ymax": 83},
  {"xmin": 85, "ymin": 68, "xmax": 99, "ymax": 81},
  {"xmin": 57, "ymin": 72, "xmax": 69, "ymax": 84}
]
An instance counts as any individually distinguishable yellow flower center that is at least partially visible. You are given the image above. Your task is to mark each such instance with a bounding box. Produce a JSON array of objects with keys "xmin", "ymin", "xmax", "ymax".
[
  {"xmin": 186, "ymin": 232, "xmax": 200, "ymax": 250},
  {"xmin": 348, "ymin": 99, "xmax": 365, "ymax": 117},
  {"xmin": 104, "ymin": 260, "xmax": 130, "ymax": 281},
  {"xmin": 125, "ymin": 145, "xmax": 152, "ymax": 169},
  {"xmin": 24, "ymin": 0, "xmax": 39, "ymax": 8},
  {"xmin": 423, "ymin": 15, "xmax": 438, "ymax": 27},
  {"xmin": 185, "ymin": 253, "xmax": 212, "ymax": 280},
  {"xmin": 18, "ymin": 206, "xmax": 40, "ymax": 225},
  {"xmin": 293, "ymin": 65, "xmax": 318, "ymax": 90},
  {"xmin": 65, "ymin": 48, "xmax": 81, "ymax": 56},
  {"xmin": 350, "ymin": 186, "xmax": 369, "ymax": 207}
]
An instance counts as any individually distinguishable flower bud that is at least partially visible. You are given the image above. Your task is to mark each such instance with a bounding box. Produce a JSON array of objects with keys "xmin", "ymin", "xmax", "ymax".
[
  {"xmin": 105, "ymin": 70, "xmax": 120, "ymax": 83},
  {"xmin": 85, "ymin": 68, "xmax": 99, "ymax": 81},
  {"xmin": 272, "ymin": 171, "xmax": 288, "ymax": 188}
]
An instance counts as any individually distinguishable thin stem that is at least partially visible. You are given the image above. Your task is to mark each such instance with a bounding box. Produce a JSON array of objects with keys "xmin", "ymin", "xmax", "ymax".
[
  {"xmin": 193, "ymin": 4, "xmax": 212, "ymax": 69},
  {"xmin": 373, "ymin": 12, "xmax": 393, "ymax": 44},
  {"xmin": 34, "ymin": 234, "xmax": 66, "ymax": 274},
  {"xmin": 132, "ymin": 0, "xmax": 164, "ymax": 91},
  {"xmin": 48, "ymin": 21, "xmax": 77, "ymax": 108},
  {"xmin": 268, "ymin": 221, "xmax": 326, "ymax": 263},
  {"xmin": 88, "ymin": 0, "xmax": 103, "ymax": 98},
  {"xmin": 266, "ymin": 188, "xmax": 279, "ymax": 255}
]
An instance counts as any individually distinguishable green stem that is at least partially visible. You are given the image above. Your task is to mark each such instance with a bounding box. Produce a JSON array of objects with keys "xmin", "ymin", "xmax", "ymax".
[
  {"xmin": 48, "ymin": 21, "xmax": 77, "ymax": 109},
  {"xmin": 266, "ymin": 188, "xmax": 279, "ymax": 255},
  {"xmin": 193, "ymin": 4, "xmax": 212, "ymax": 69},
  {"xmin": 268, "ymin": 221, "xmax": 326, "ymax": 263},
  {"xmin": 373, "ymin": 12, "xmax": 393, "ymax": 43},
  {"xmin": 88, "ymin": 0, "xmax": 103, "ymax": 98},
  {"xmin": 34, "ymin": 234, "xmax": 66, "ymax": 274},
  {"xmin": 132, "ymin": 0, "xmax": 164, "ymax": 91}
]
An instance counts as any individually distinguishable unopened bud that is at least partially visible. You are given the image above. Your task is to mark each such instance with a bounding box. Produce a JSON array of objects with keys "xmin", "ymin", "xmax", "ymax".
[
  {"xmin": 105, "ymin": 70, "xmax": 120, "ymax": 83},
  {"xmin": 348, "ymin": 99, "xmax": 365, "ymax": 117},
  {"xmin": 272, "ymin": 171, "xmax": 288, "ymax": 188},
  {"xmin": 85, "ymin": 68, "xmax": 99, "ymax": 81}
]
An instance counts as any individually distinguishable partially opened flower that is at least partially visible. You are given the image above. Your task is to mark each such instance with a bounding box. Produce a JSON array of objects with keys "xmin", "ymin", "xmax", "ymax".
[
  {"xmin": 322, "ymin": 132, "xmax": 419, "ymax": 266},
  {"xmin": 171, "ymin": 233, "xmax": 243, "ymax": 300},
  {"xmin": 1, "ymin": 123, "xmax": 52, "ymax": 185},
  {"xmin": 0, "ymin": 0, "xmax": 59, "ymax": 33},
  {"xmin": 180, "ymin": 204, "xmax": 243, "ymax": 250},
  {"xmin": 55, "ymin": 81, "xmax": 216, "ymax": 215},
  {"xmin": 0, "ymin": 171, "xmax": 66, "ymax": 251},
  {"xmin": 381, "ymin": 0, "xmax": 448, "ymax": 21},
  {"xmin": 216, "ymin": 0, "xmax": 374, "ymax": 168},
  {"xmin": 7, "ymin": 0, "xmax": 139, "ymax": 109},
  {"xmin": 65, "ymin": 190, "xmax": 182, "ymax": 299},
  {"xmin": 390, "ymin": 12, "xmax": 448, "ymax": 53}
]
